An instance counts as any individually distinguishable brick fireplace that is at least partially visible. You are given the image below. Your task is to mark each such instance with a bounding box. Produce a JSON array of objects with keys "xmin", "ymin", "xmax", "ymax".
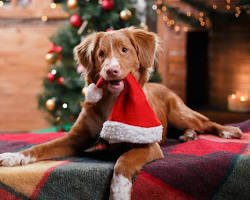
[{"xmin": 157, "ymin": 0, "xmax": 250, "ymax": 111}]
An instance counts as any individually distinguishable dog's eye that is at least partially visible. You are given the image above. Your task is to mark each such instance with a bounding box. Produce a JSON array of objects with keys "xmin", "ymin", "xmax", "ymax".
[
  {"xmin": 122, "ymin": 48, "xmax": 128, "ymax": 53},
  {"xmin": 99, "ymin": 51, "xmax": 104, "ymax": 57}
]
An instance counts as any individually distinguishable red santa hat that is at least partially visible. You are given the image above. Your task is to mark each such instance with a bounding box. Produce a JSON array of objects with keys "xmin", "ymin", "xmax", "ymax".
[{"xmin": 85, "ymin": 73, "xmax": 163, "ymax": 143}]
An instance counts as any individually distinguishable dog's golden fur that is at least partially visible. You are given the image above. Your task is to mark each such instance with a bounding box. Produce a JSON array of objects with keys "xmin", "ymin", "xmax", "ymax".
[{"xmin": 0, "ymin": 27, "xmax": 242, "ymax": 200}]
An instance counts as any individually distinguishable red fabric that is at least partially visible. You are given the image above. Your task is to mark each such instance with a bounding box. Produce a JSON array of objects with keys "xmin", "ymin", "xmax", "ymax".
[
  {"xmin": 0, "ymin": 132, "xmax": 65, "ymax": 144},
  {"xmin": 170, "ymin": 139, "xmax": 245, "ymax": 156},
  {"xmin": 108, "ymin": 73, "xmax": 161, "ymax": 128},
  {"xmin": 132, "ymin": 172, "xmax": 194, "ymax": 200},
  {"xmin": 0, "ymin": 187, "xmax": 21, "ymax": 200},
  {"xmin": 96, "ymin": 77, "xmax": 105, "ymax": 88}
]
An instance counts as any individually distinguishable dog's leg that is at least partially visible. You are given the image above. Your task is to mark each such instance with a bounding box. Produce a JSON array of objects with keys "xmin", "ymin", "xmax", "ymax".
[
  {"xmin": 0, "ymin": 132, "xmax": 91, "ymax": 167},
  {"xmin": 0, "ymin": 108, "xmax": 96, "ymax": 167},
  {"xmin": 109, "ymin": 143, "xmax": 163, "ymax": 200},
  {"xmin": 167, "ymin": 94, "xmax": 242, "ymax": 141}
]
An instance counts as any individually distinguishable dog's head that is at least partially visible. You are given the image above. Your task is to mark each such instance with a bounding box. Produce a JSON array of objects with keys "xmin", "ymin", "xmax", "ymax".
[{"xmin": 74, "ymin": 27, "xmax": 159, "ymax": 94}]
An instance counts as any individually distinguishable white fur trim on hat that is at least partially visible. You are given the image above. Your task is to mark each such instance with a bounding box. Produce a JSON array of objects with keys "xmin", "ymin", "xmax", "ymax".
[
  {"xmin": 100, "ymin": 121, "xmax": 162, "ymax": 143},
  {"xmin": 85, "ymin": 83, "xmax": 103, "ymax": 103}
]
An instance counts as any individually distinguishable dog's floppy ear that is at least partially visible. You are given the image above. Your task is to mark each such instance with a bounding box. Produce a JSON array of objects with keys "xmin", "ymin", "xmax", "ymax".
[
  {"xmin": 74, "ymin": 33, "xmax": 93, "ymax": 69},
  {"xmin": 124, "ymin": 27, "xmax": 160, "ymax": 69},
  {"xmin": 74, "ymin": 32, "xmax": 101, "ymax": 68},
  {"xmin": 74, "ymin": 32, "xmax": 103, "ymax": 83}
]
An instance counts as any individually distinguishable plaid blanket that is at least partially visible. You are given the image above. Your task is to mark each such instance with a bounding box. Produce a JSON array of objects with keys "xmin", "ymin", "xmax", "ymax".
[{"xmin": 0, "ymin": 120, "xmax": 250, "ymax": 200}]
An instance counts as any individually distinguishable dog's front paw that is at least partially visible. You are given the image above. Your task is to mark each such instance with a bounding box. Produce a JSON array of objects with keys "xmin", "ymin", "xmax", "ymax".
[
  {"xmin": 0, "ymin": 152, "xmax": 36, "ymax": 167},
  {"xmin": 219, "ymin": 126, "xmax": 242, "ymax": 139},
  {"xmin": 179, "ymin": 129, "xmax": 198, "ymax": 142}
]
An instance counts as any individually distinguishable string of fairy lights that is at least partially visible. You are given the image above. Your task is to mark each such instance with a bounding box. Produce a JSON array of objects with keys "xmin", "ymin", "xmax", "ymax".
[{"xmin": 152, "ymin": 0, "xmax": 250, "ymax": 33}]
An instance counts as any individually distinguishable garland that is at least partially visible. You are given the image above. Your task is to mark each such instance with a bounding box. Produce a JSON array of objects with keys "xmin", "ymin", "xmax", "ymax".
[{"xmin": 153, "ymin": 0, "xmax": 250, "ymax": 31}]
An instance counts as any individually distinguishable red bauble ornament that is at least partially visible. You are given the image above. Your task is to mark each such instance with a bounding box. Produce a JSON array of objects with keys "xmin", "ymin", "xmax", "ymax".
[
  {"xmin": 47, "ymin": 72, "xmax": 56, "ymax": 82},
  {"xmin": 106, "ymin": 27, "xmax": 114, "ymax": 32},
  {"xmin": 58, "ymin": 77, "xmax": 64, "ymax": 85},
  {"xmin": 70, "ymin": 14, "xmax": 82, "ymax": 27},
  {"xmin": 101, "ymin": 0, "xmax": 114, "ymax": 10}
]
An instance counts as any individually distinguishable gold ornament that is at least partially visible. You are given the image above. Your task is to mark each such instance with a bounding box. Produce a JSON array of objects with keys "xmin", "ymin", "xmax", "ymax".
[
  {"xmin": 41, "ymin": 15, "xmax": 48, "ymax": 22},
  {"xmin": 46, "ymin": 98, "xmax": 56, "ymax": 111},
  {"xmin": 67, "ymin": 0, "xmax": 78, "ymax": 9},
  {"xmin": 45, "ymin": 52, "xmax": 58, "ymax": 64},
  {"xmin": 82, "ymin": 87, "xmax": 86, "ymax": 96},
  {"xmin": 56, "ymin": 116, "xmax": 61, "ymax": 122},
  {"xmin": 120, "ymin": 9, "xmax": 132, "ymax": 21}
]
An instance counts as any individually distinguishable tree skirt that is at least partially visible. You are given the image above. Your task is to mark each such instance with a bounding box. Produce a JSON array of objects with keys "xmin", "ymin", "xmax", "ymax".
[{"xmin": 0, "ymin": 120, "xmax": 250, "ymax": 200}]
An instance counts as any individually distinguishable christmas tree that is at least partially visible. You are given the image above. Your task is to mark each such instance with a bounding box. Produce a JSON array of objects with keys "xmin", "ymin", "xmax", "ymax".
[{"xmin": 38, "ymin": 0, "xmax": 142, "ymax": 129}]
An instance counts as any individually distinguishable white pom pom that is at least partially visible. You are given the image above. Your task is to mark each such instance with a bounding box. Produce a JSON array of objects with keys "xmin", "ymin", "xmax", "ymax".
[{"xmin": 85, "ymin": 83, "xmax": 103, "ymax": 103}]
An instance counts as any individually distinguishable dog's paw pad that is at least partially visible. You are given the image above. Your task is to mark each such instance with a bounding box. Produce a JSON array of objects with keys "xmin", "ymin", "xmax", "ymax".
[{"xmin": 0, "ymin": 152, "xmax": 36, "ymax": 167}]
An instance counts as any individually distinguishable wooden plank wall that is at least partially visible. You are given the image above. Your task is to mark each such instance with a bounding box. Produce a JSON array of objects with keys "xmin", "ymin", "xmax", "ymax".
[{"xmin": 0, "ymin": 1, "xmax": 66, "ymax": 131}]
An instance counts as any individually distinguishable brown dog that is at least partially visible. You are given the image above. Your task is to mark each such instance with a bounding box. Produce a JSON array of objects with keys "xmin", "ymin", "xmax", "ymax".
[{"xmin": 0, "ymin": 27, "xmax": 242, "ymax": 200}]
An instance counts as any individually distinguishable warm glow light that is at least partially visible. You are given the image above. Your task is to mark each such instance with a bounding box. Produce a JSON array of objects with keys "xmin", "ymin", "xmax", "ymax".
[
  {"xmin": 162, "ymin": 15, "xmax": 168, "ymax": 21},
  {"xmin": 0, "ymin": 1, "xmax": 4, "ymax": 7},
  {"xmin": 183, "ymin": 26, "xmax": 188, "ymax": 32},
  {"xmin": 174, "ymin": 25, "xmax": 180, "ymax": 32},
  {"xmin": 157, "ymin": 0, "xmax": 163, "ymax": 4},
  {"xmin": 161, "ymin": 6, "xmax": 167, "ymax": 12},
  {"xmin": 212, "ymin": 4, "xmax": 217, "ymax": 9},
  {"xmin": 231, "ymin": 94, "xmax": 236, "ymax": 99},
  {"xmin": 156, "ymin": 9, "xmax": 161, "ymax": 14},
  {"xmin": 240, "ymin": 96, "xmax": 246, "ymax": 102},
  {"xmin": 235, "ymin": 13, "xmax": 239, "ymax": 18},
  {"xmin": 50, "ymin": 3, "xmax": 57, "ymax": 9},
  {"xmin": 41, "ymin": 16, "xmax": 48, "ymax": 22},
  {"xmin": 199, "ymin": 12, "xmax": 204, "ymax": 17},
  {"xmin": 226, "ymin": 5, "xmax": 231, "ymax": 10},
  {"xmin": 186, "ymin": 11, "xmax": 191, "ymax": 17},
  {"xmin": 170, "ymin": 19, "xmax": 175, "ymax": 25},
  {"xmin": 226, "ymin": 0, "xmax": 230, "ymax": 3},
  {"xmin": 200, "ymin": 21, "xmax": 205, "ymax": 26}
]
